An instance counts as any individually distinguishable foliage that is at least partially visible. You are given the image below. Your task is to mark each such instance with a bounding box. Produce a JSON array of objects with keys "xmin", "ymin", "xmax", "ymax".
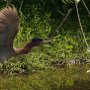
[
  {"xmin": 0, "ymin": 0, "xmax": 90, "ymax": 90},
  {"xmin": 0, "ymin": 0, "xmax": 90, "ymax": 74}
]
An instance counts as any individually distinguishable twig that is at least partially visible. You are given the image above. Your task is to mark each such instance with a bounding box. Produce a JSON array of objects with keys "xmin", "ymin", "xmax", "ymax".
[
  {"xmin": 6, "ymin": 0, "xmax": 12, "ymax": 7},
  {"xmin": 56, "ymin": 9, "xmax": 72, "ymax": 32},
  {"xmin": 81, "ymin": 0, "xmax": 90, "ymax": 16},
  {"xmin": 50, "ymin": 8, "xmax": 72, "ymax": 38},
  {"xmin": 75, "ymin": 0, "xmax": 89, "ymax": 49},
  {"xmin": 19, "ymin": 0, "xmax": 24, "ymax": 13}
]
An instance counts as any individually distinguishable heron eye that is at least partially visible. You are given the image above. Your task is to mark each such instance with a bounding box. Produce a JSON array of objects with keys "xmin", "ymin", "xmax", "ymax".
[{"xmin": 32, "ymin": 38, "xmax": 43, "ymax": 42}]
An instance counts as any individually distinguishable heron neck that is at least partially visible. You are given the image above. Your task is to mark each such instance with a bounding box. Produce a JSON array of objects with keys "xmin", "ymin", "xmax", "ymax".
[{"xmin": 14, "ymin": 42, "xmax": 35, "ymax": 55}]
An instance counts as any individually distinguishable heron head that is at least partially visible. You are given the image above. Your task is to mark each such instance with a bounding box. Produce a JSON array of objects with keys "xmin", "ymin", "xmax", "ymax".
[
  {"xmin": 31, "ymin": 38, "xmax": 51, "ymax": 47},
  {"xmin": 31, "ymin": 38, "xmax": 43, "ymax": 46}
]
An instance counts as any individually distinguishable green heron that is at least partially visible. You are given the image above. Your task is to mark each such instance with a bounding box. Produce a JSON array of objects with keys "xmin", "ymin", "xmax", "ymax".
[{"xmin": 0, "ymin": 5, "xmax": 48, "ymax": 60}]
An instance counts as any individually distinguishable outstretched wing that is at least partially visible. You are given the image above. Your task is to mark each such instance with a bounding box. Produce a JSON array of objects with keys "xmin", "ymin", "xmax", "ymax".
[{"xmin": 0, "ymin": 5, "xmax": 19, "ymax": 48}]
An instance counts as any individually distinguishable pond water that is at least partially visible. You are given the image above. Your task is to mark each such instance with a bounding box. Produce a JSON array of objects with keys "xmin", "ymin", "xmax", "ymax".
[{"xmin": 0, "ymin": 68, "xmax": 90, "ymax": 90}]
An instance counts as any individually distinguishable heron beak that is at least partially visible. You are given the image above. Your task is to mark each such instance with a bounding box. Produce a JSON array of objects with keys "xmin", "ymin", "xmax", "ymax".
[{"xmin": 43, "ymin": 39, "xmax": 51, "ymax": 44}]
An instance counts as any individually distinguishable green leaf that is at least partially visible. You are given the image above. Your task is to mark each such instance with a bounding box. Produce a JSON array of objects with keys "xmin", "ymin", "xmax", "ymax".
[{"xmin": 66, "ymin": 79, "xmax": 74, "ymax": 86}]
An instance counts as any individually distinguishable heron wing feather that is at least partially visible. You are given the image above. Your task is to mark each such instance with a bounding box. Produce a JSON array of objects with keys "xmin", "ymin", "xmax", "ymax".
[{"xmin": 0, "ymin": 5, "xmax": 19, "ymax": 48}]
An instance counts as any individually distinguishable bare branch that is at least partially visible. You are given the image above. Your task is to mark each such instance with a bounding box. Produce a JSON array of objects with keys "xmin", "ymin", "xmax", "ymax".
[
  {"xmin": 81, "ymin": 0, "xmax": 90, "ymax": 17},
  {"xmin": 50, "ymin": 8, "xmax": 72, "ymax": 38},
  {"xmin": 75, "ymin": 0, "xmax": 89, "ymax": 49}
]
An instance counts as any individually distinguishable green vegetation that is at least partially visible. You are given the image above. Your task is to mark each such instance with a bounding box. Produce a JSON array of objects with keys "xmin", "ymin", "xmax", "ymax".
[{"xmin": 0, "ymin": 0, "xmax": 90, "ymax": 90}]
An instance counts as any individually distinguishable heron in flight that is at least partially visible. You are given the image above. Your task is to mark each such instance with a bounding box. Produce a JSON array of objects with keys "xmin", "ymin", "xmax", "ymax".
[{"xmin": 0, "ymin": 5, "xmax": 48, "ymax": 60}]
